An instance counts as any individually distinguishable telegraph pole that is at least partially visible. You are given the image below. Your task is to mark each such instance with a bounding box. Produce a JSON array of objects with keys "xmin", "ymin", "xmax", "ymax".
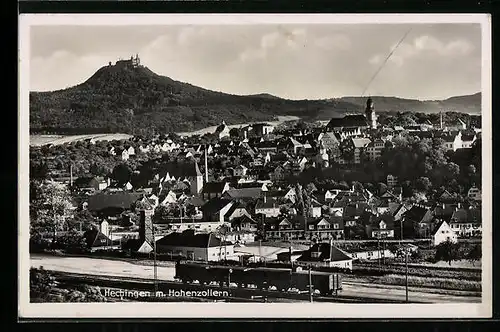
[
  {"xmin": 405, "ymin": 246, "xmax": 409, "ymax": 303},
  {"xmin": 308, "ymin": 266, "xmax": 313, "ymax": 303},
  {"xmin": 152, "ymin": 220, "xmax": 158, "ymax": 297}
]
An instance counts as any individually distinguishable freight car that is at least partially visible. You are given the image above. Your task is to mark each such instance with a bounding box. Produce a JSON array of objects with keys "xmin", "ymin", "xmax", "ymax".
[{"xmin": 174, "ymin": 261, "xmax": 342, "ymax": 296}]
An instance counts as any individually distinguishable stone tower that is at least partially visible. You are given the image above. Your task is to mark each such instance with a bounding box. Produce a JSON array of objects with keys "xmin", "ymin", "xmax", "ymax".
[
  {"xmin": 139, "ymin": 208, "xmax": 154, "ymax": 245},
  {"xmin": 365, "ymin": 97, "xmax": 377, "ymax": 129}
]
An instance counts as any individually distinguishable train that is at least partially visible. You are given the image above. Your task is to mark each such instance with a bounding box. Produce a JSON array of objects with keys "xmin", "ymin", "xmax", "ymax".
[{"xmin": 174, "ymin": 261, "xmax": 343, "ymax": 296}]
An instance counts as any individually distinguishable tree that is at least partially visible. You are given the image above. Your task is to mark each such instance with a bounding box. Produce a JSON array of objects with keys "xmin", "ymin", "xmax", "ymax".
[
  {"xmin": 466, "ymin": 243, "xmax": 481, "ymax": 266},
  {"xmin": 30, "ymin": 268, "xmax": 57, "ymax": 302},
  {"xmin": 70, "ymin": 209, "xmax": 95, "ymax": 232},
  {"xmin": 434, "ymin": 240, "xmax": 459, "ymax": 266},
  {"xmin": 415, "ymin": 177, "xmax": 432, "ymax": 192},
  {"xmin": 30, "ymin": 180, "xmax": 75, "ymax": 245},
  {"xmin": 111, "ymin": 163, "xmax": 133, "ymax": 185},
  {"xmin": 153, "ymin": 205, "xmax": 170, "ymax": 223},
  {"xmin": 58, "ymin": 228, "xmax": 88, "ymax": 253},
  {"xmin": 352, "ymin": 181, "xmax": 364, "ymax": 192}
]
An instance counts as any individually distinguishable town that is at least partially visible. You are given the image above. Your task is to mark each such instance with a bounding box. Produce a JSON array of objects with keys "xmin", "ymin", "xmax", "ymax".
[{"xmin": 30, "ymin": 92, "xmax": 482, "ymax": 303}]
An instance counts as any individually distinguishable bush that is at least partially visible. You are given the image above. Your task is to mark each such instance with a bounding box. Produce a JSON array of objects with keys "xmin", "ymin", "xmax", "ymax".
[{"xmin": 380, "ymin": 274, "xmax": 481, "ymax": 292}]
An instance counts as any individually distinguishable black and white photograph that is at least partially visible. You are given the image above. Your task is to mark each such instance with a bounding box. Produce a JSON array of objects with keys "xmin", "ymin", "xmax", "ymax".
[{"xmin": 19, "ymin": 14, "xmax": 492, "ymax": 319}]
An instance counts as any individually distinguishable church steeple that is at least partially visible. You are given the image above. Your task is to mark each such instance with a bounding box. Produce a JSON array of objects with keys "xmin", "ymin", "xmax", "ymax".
[{"xmin": 365, "ymin": 97, "xmax": 377, "ymax": 129}]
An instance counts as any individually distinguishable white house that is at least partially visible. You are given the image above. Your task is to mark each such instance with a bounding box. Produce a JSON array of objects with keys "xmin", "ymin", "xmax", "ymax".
[
  {"xmin": 156, "ymin": 230, "xmax": 235, "ymax": 262},
  {"xmin": 467, "ymin": 186, "xmax": 481, "ymax": 201},
  {"xmin": 441, "ymin": 132, "xmax": 463, "ymax": 152},
  {"xmin": 431, "ymin": 220, "xmax": 458, "ymax": 246}
]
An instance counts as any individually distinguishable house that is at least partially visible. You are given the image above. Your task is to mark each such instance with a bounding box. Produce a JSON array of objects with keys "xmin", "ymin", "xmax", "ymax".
[
  {"xmin": 124, "ymin": 145, "xmax": 135, "ymax": 156},
  {"xmin": 73, "ymin": 176, "xmax": 109, "ymax": 191},
  {"xmin": 115, "ymin": 148, "xmax": 130, "ymax": 161},
  {"xmin": 87, "ymin": 192, "xmax": 143, "ymax": 217},
  {"xmin": 440, "ymin": 132, "xmax": 463, "ymax": 152},
  {"xmin": 252, "ymin": 123, "xmax": 275, "ymax": 136},
  {"xmin": 431, "ymin": 220, "xmax": 458, "ymax": 246},
  {"xmin": 365, "ymin": 139, "xmax": 391, "ymax": 161},
  {"xmin": 254, "ymin": 197, "xmax": 281, "ymax": 218},
  {"xmin": 387, "ymin": 174, "xmax": 398, "ymax": 188},
  {"xmin": 467, "ymin": 186, "xmax": 481, "ymax": 201},
  {"xmin": 345, "ymin": 247, "xmax": 395, "ymax": 262},
  {"xmin": 200, "ymin": 198, "xmax": 235, "ymax": 223},
  {"xmin": 161, "ymin": 161, "xmax": 204, "ymax": 195},
  {"xmin": 83, "ymin": 228, "xmax": 120, "ymax": 252},
  {"xmin": 449, "ymin": 207, "xmax": 482, "ymax": 237},
  {"xmin": 159, "ymin": 190, "xmax": 178, "ymax": 206},
  {"xmin": 233, "ymin": 165, "xmax": 248, "ymax": 177},
  {"xmin": 224, "ymin": 187, "xmax": 263, "ymax": 200},
  {"xmin": 225, "ymin": 230, "xmax": 256, "ymax": 244},
  {"xmin": 461, "ymin": 133, "xmax": 476, "ymax": 148},
  {"xmin": 367, "ymin": 216, "xmax": 395, "ymax": 239},
  {"xmin": 319, "ymin": 132, "xmax": 340, "ymax": 158},
  {"xmin": 307, "ymin": 216, "xmax": 344, "ymax": 240},
  {"xmin": 340, "ymin": 137, "xmax": 371, "ymax": 164},
  {"xmin": 295, "ymin": 241, "xmax": 353, "ymax": 270},
  {"xmin": 201, "ymin": 182, "xmax": 230, "ymax": 200},
  {"xmin": 264, "ymin": 216, "xmax": 313, "ymax": 240},
  {"xmin": 402, "ymin": 205, "xmax": 434, "ymax": 238},
  {"xmin": 155, "ymin": 230, "xmax": 235, "ymax": 261},
  {"xmin": 224, "ymin": 201, "xmax": 251, "ymax": 221},
  {"xmin": 230, "ymin": 215, "xmax": 258, "ymax": 232},
  {"xmin": 309, "ymin": 200, "xmax": 323, "ymax": 218},
  {"xmin": 326, "ymin": 115, "xmax": 369, "ymax": 132}
]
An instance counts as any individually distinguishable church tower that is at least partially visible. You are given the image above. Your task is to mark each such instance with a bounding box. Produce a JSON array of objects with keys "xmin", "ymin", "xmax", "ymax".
[{"xmin": 365, "ymin": 97, "xmax": 377, "ymax": 129}]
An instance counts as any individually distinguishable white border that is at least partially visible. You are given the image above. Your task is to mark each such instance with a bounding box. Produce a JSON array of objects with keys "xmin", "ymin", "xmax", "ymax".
[{"xmin": 19, "ymin": 14, "xmax": 492, "ymax": 319}]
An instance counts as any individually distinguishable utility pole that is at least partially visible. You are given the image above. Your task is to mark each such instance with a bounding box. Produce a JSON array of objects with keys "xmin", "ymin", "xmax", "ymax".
[
  {"xmin": 152, "ymin": 221, "xmax": 158, "ymax": 297},
  {"xmin": 308, "ymin": 265, "xmax": 313, "ymax": 303},
  {"xmin": 405, "ymin": 246, "xmax": 409, "ymax": 303}
]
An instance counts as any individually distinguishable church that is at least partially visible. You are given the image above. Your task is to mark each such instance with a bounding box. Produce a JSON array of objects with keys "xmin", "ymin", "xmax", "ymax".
[{"xmin": 325, "ymin": 97, "xmax": 377, "ymax": 132}]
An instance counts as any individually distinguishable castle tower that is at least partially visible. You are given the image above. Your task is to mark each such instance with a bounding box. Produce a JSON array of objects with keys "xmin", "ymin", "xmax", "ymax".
[{"xmin": 365, "ymin": 97, "xmax": 377, "ymax": 129}]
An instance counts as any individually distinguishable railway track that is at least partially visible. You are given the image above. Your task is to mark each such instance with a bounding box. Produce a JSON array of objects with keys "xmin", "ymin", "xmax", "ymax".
[{"xmin": 49, "ymin": 270, "xmax": 407, "ymax": 303}]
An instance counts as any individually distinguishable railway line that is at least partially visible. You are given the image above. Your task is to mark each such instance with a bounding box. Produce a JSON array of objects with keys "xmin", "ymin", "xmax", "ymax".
[
  {"xmin": 31, "ymin": 255, "xmax": 481, "ymax": 303},
  {"xmin": 50, "ymin": 270, "xmax": 406, "ymax": 303}
]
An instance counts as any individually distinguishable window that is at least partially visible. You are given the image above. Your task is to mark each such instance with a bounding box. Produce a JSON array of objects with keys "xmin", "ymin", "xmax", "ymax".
[{"xmin": 333, "ymin": 224, "xmax": 339, "ymax": 229}]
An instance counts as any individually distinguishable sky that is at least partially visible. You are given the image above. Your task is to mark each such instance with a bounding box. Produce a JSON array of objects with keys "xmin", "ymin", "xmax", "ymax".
[{"xmin": 29, "ymin": 23, "xmax": 483, "ymax": 100}]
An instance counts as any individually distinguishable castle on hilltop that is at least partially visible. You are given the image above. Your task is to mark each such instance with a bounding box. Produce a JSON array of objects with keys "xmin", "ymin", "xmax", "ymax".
[{"xmin": 109, "ymin": 54, "xmax": 141, "ymax": 68}]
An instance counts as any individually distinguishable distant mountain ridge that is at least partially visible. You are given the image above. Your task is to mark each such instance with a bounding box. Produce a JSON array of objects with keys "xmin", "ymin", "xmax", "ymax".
[
  {"xmin": 29, "ymin": 59, "xmax": 481, "ymax": 135},
  {"xmin": 336, "ymin": 92, "xmax": 481, "ymax": 115}
]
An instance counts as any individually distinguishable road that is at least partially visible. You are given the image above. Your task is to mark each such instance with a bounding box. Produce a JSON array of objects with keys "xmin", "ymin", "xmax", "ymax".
[
  {"xmin": 31, "ymin": 255, "xmax": 176, "ymax": 281},
  {"xmin": 30, "ymin": 255, "xmax": 481, "ymax": 303}
]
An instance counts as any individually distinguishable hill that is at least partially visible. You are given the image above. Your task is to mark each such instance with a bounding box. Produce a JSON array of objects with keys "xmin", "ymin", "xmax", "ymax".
[
  {"xmin": 29, "ymin": 58, "xmax": 481, "ymax": 135},
  {"xmin": 337, "ymin": 93, "xmax": 481, "ymax": 115},
  {"xmin": 29, "ymin": 59, "xmax": 359, "ymax": 135}
]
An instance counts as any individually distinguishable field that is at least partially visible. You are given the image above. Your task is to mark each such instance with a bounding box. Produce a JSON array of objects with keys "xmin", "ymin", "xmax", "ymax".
[{"xmin": 30, "ymin": 133, "xmax": 134, "ymax": 147}]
